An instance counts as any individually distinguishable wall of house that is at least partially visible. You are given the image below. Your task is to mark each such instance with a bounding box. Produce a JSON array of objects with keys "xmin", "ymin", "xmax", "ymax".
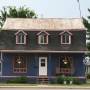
[
  {"xmin": 2, "ymin": 53, "xmax": 39, "ymax": 76},
  {"xmin": 72, "ymin": 54, "xmax": 85, "ymax": 77},
  {"xmin": 1, "ymin": 53, "xmax": 85, "ymax": 77},
  {"xmin": 0, "ymin": 30, "xmax": 86, "ymax": 51}
]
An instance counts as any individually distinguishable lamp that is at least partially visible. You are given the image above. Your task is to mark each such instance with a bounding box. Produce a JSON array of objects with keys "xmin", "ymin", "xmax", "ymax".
[
  {"xmin": 63, "ymin": 56, "xmax": 68, "ymax": 64},
  {"xmin": 17, "ymin": 56, "xmax": 21, "ymax": 64}
]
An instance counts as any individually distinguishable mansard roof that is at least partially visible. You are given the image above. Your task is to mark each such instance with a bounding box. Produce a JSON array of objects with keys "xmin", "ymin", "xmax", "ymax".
[{"xmin": 2, "ymin": 18, "xmax": 86, "ymax": 31}]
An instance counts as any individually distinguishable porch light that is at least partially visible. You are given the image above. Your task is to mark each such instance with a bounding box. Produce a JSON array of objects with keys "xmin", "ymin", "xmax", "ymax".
[
  {"xmin": 63, "ymin": 56, "xmax": 68, "ymax": 64},
  {"xmin": 17, "ymin": 56, "xmax": 21, "ymax": 64}
]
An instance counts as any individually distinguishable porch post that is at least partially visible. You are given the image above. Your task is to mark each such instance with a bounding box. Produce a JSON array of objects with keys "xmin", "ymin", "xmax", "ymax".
[{"xmin": 0, "ymin": 52, "xmax": 3, "ymax": 61}]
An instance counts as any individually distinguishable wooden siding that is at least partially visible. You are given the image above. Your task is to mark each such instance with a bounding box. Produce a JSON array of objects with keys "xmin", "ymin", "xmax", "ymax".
[
  {"xmin": 2, "ymin": 53, "xmax": 85, "ymax": 77},
  {"xmin": 0, "ymin": 30, "xmax": 86, "ymax": 51}
]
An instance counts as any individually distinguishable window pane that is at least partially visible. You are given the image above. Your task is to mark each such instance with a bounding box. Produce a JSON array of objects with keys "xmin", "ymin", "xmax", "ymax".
[
  {"xmin": 62, "ymin": 35, "xmax": 65, "ymax": 43},
  {"xmin": 17, "ymin": 32, "xmax": 25, "ymax": 44},
  {"xmin": 14, "ymin": 56, "xmax": 27, "ymax": 73},
  {"xmin": 62, "ymin": 34, "xmax": 70, "ymax": 43},
  {"xmin": 66, "ymin": 35, "xmax": 69, "ymax": 43},
  {"xmin": 40, "ymin": 35, "xmax": 44, "ymax": 43},
  {"xmin": 21, "ymin": 34, "xmax": 25, "ymax": 43},
  {"xmin": 18, "ymin": 35, "xmax": 21, "ymax": 43},
  {"xmin": 41, "ymin": 59, "xmax": 45, "ymax": 67},
  {"xmin": 44, "ymin": 35, "xmax": 47, "ymax": 43},
  {"xmin": 60, "ymin": 56, "xmax": 71, "ymax": 68}
]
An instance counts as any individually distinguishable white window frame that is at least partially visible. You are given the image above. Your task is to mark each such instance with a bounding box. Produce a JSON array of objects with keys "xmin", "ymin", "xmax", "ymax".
[
  {"xmin": 0, "ymin": 61, "xmax": 2, "ymax": 76},
  {"xmin": 15, "ymin": 30, "xmax": 27, "ymax": 45},
  {"xmin": 38, "ymin": 35, "xmax": 48, "ymax": 44},
  {"xmin": 61, "ymin": 34, "xmax": 71, "ymax": 44},
  {"xmin": 13, "ymin": 56, "xmax": 27, "ymax": 73}
]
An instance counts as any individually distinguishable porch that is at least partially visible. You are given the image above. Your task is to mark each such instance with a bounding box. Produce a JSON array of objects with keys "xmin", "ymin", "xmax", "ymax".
[{"xmin": 0, "ymin": 53, "xmax": 85, "ymax": 82}]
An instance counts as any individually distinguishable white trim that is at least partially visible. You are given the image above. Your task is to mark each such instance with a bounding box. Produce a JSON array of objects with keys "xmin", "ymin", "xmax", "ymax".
[
  {"xmin": 37, "ymin": 31, "xmax": 50, "ymax": 35},
  {"xmin": 15, "ymin": 30, "xmax": 27, "ymax": 35},
  {"xmin": 38, "ymin": 35, "xmax": 48, "ymax": 44},
  {"xmin": 59, "ymin": 31, "xmax": 72, "ymax": 35},
  {"xmin": 0, "ymin": 61, "xmax": 2, "ymax": 76},
  {"xmin": 16, "ymin": 31, "xmax": 27, "ymax": 45},
  {"xmin": 0, "ymin": 50, "xmax": 87, "ymax": 53},
  {"xmin": 39, "ymin": 57, "xmax": 47, "ymax": 76},
  {"xmin": 61, "ymin": 34, "xmax": 71, "ymax": 44}
]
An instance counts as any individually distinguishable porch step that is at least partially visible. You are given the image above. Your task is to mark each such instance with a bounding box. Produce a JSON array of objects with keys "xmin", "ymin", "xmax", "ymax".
[{"xmin": 38, "ymin": 76, "xmax": 49, "ymax": 84}]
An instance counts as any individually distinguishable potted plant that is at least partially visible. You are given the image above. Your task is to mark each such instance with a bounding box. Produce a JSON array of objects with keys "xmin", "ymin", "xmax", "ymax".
[{"xmin": 66, "ymin": 76, "xmax": 73, "ymax": 84}]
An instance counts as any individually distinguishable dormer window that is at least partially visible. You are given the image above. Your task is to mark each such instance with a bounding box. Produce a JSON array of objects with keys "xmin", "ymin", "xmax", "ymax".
[
  {"xmin": 15, "ymin": 30, "xmax": 27, "ymax": 44},
  {"xmin": 59, "ymin": 31, "xmax": 72, "ymax": 44},
  {"xmin": 37, "ymin": 31, "xmax": 49, "ymax": 44}
]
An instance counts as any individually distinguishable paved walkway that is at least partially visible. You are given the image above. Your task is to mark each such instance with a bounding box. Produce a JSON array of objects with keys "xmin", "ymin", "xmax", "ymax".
[
  {"xmin": 0, "ymin": 87, "xmax": 89, "ymax": 90},
  {"xmin": 0, "ymin": 85, "xmax": 90, "ymax": 89}
]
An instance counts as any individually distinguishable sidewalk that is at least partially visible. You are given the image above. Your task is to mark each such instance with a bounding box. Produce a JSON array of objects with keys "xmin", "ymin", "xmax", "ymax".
[{"xmin": 0, "ymin": 84, "xmax": 90, "ymax": 89}]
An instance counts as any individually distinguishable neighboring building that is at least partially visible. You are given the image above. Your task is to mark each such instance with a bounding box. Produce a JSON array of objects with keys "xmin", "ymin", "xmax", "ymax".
[
  {"xmin": 85, "ymin": 32, "xmax": 90, "ymax": 74},
  {"xmin": 84, "ymin": 56, "xmax": 90, "ymax": 74},
  {"xmin": 0, "ymin": 18, "xmax": 86, "ymax": 83},
  {"xmin": 86, "ymin": 32, "xmax": 90, "ymax": 44}
]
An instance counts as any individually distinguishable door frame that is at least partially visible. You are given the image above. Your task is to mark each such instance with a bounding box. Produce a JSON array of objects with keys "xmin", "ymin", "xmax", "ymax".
[
  {"xmin": 0, "ymin": 61, "xmax": 2, "ymax": 76},
  {"xmin": 39, "ymin": 57, "xmax": 47, "ymax": 76}
]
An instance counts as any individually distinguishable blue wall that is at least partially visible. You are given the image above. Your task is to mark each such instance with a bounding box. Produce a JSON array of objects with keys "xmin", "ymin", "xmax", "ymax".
[
  {"xmin": 2, "ymin": 53, "xmax": 85, "ymax": 77},
  {"xmin": 2, "ymin": 53, "xmax": 39, "ymax": 76},
  {"xmin": 73, "ymin": 54, "xmax": 85, "ymax": 76}
]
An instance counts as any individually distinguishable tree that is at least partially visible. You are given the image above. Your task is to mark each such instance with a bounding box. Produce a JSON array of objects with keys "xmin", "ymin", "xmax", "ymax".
[
  {"xmin": 83, "ymin": 9, "xmax": 90, "ymax": 32},
  {"xmin": 0, "ymin": 6, "xmax": 37, "ymax": 28},
  {"xmin": 83, "ymin": 9, "xmax": 90, "ymax": 51}
]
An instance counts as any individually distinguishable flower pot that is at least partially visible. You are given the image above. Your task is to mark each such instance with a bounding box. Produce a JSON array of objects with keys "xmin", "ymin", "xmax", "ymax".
[
  {"xmin": 70, "ymin": 81, "xmax": 73, "ymax": 84},
  {"xmin": 63, "ymin": 81, "xmax": 67, "ymax": 84}
]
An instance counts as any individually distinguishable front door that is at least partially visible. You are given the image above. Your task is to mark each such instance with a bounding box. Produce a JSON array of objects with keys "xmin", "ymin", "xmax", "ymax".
[{"xmin": 39, "ymin": 57, "xmax": 47, "ymax": 76}]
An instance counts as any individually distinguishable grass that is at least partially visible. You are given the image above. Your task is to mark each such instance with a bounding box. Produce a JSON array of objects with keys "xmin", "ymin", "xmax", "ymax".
[
  {"xmin": 0, "ymin": 79, "xmax": 90, "ymax": 87},
  {"xmin": 0, "ymin": 83, "xmax": 37, "ymax": 86}
]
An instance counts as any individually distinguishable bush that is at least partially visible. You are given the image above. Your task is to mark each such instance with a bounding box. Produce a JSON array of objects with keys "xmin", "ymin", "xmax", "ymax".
[
  {"xmin": 87, "ymin": 73, "xmax": 90, "ymax": 79},
  {"xmin": 7, "ymin": 76, "xmax": 28, "ymax": 83},
  {"xmin": 73, "ymin": 78, "xmax": 83, "ymax": 85},
  {"xmin": 65, "ymin": 76, "xmax": 73, "ymax": 84},
  {"xmin": 57, "ymin": 75, "xmax": 65, "ymax": 84},
  {"xmin": 87, "ymin": 43, "xmax": 90, "ymax": 50}
]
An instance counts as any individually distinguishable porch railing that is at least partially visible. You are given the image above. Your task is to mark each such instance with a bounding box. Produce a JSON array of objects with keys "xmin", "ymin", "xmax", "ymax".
[{"xmin": 56, "ymin": 67, "xmax": 72, "ymax": 75}]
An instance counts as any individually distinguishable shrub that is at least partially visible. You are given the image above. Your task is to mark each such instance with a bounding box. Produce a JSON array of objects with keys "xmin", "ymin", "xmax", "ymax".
[
  {"xmin": 73, "ymin": 78, "xmax": 83, "ymax": 85},
  {"xmin": 57, "ymin": 75, "xmax": 65, "ymax": 84},
  {"xmin": 87, "ymin": 73, "xmax": 90, "ymax": 79},
  {"xmin": 6, "ymin": 76, "xmax": 28, "ymax": 83},
  {"xmin": 65, "ymin": 76, "xmax": 73, "ymax": 84}
]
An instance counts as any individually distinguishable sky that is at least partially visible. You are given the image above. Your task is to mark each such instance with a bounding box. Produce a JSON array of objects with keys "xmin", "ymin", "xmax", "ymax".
[{"xmin": 0, "ymin": 0, "xmax": 90, "ymax": 18}]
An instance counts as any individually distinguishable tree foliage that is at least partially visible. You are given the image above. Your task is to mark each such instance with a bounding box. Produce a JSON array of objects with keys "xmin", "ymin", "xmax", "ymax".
[
  {"xmin": 83, "ymin": 8, "xmax": 90, "ymax": 32},
  {"xmin": 83, "ymin": 8, "xmax": 90, "ymax": 51},
  {"xmin": 0, "ymin": 6, "xmax": 37, "ymax": 28}
]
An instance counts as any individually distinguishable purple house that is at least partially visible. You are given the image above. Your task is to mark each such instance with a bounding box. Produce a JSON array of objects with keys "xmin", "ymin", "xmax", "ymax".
[{"xmin": 0, "ymin": 18, "xmax": 86, "ymax": 83}]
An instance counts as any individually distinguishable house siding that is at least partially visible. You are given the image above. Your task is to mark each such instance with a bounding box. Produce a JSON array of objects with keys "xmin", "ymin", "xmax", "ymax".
[
  {"xmin": 0, "ymin": 30, "xmax": 86, "ymax": 51},
  {"xmin": 1, "ymin": 53, "xmax": 85, "ymax": 77}
]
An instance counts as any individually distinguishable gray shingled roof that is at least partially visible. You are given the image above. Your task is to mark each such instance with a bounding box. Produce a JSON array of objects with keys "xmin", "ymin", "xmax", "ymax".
[{"xmin": 2, "ymin": 18, "xmax": 86, "ymax": 31}]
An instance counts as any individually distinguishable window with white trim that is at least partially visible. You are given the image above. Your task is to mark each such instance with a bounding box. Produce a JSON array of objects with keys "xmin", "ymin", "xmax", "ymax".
[
  {"xmin": 15, "ymin": 31, "xmax": 27, "ymax": 44},
  {"xmin": 61, "ymin": 33, "xmax": 71, "ymax": 44},
  {"xmin": 57, "ymin": 56, "xmax": 73, "ymax": 75},
  {"xmin": 13, "ymin": 56, "xmax": 27, "ymax": 73},
  {"xmin": 38, "ymin": 34, "xmax": 48, "ymax": 44}
]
